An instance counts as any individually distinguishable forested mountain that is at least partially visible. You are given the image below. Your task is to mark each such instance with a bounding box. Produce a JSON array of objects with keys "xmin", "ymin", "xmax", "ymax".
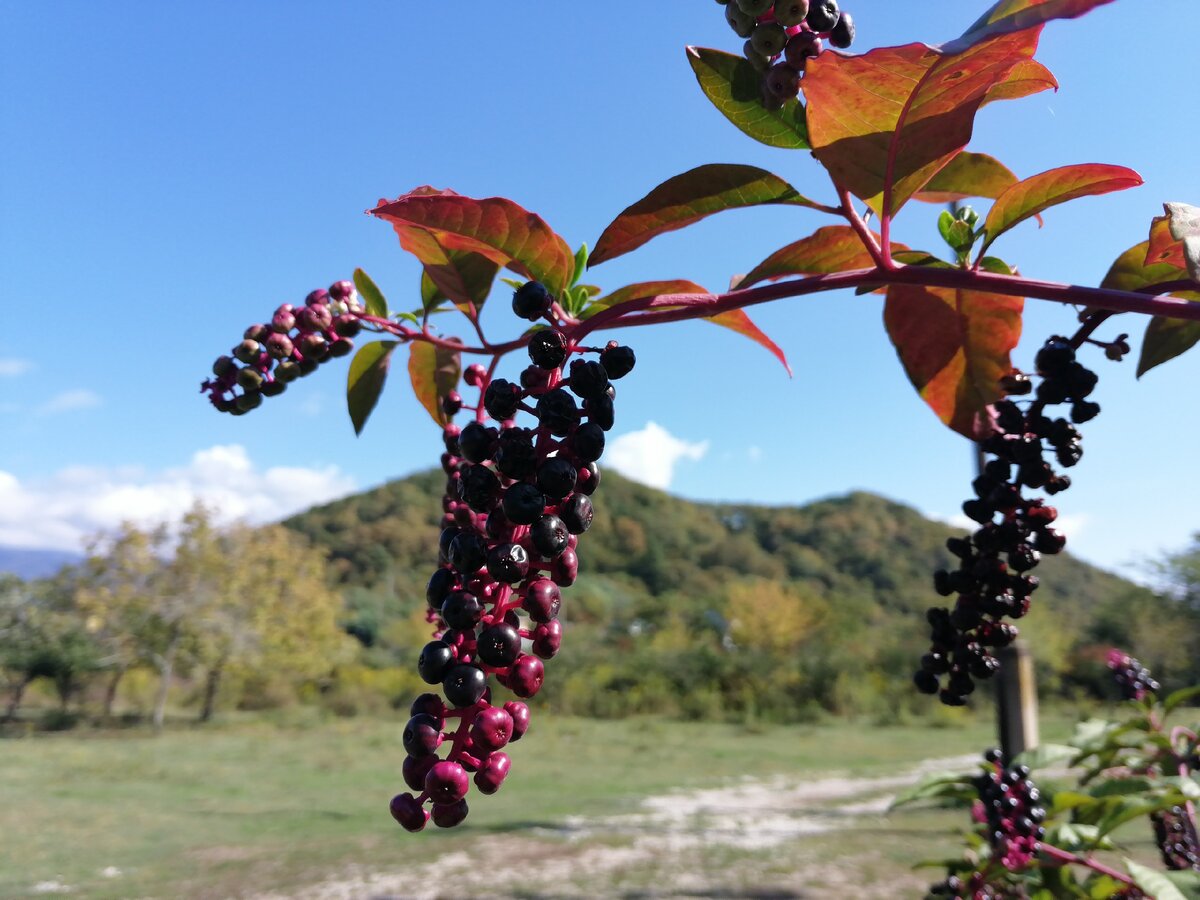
[{"xmin": 285, "ymin": 471, "xmax": 1198, "ymax": 720}]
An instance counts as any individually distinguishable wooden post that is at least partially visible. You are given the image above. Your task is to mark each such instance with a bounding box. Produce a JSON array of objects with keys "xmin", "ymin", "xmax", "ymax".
[{"xmin": 997, "ymin": 640, "xmax": 1039, "ymax": 761}]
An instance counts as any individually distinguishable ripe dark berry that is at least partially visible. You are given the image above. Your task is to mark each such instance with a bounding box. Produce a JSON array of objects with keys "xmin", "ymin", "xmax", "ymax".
[
  {"xmin": 523, "ymin": 578, "xmax": 562, "ymax": 623},
  {"xmin": 471, "ymin": 706, "xmax": 514, "ymax": 752},
  {"xmin": 764, "ymin": 63, "xmax": 801, "ymax": 100},
  {"xmin": 783, "ymin": 31, "xmax": 822, "ymax": 69},
  {"xmin": 442, "ymin": 390, "xmax": 463, "ymax": 417},
  {"xmin": 829, "ymin": 10, "xmax": 855, "ymax": 47},
  {"xmin": 559, "ymin": 493, "xmax": 594, "ymax": 535},
  {"xmin": 448, "ymin": 532, "xmax": 488, "ymax": 575},
  {"xmin": 537, "ymin": 457, "xmax": 578, "ymax": 500},
  {"xmin": 1071, "ymin": 400, "xmax": 1100, "ymax": 423},
  {"xmin": 512, "ymin": 281, "xmax": 553, "ymax": 321},
  {"xmin": 418, "ymin": 641, "xmax": 455, "ymax": 685},
  {"xmin": 486, "ymin": 542, "xmax": 530, "ymax": 584},
  {"xmin": 568, "ymin": 360, "xmax": 610, "ymax": 400},
  {"xmin": 402, "ymin": 754, "xmax": 439, "ymax": 792},
  {"xmin": 502, "ymin": 482, "xmax": 546, "ymax": 525},
  {"xmin": 913, "ymin": 670, "xmax": 939, "ymax": 694},
  {"xmin": 535, "ymin": 388, "xmax": 578, "ymax": 436},
  {"xmin": 390, "ymin": 792, "xmax": 429, "ymax": 832},
  {"xmin": 550, "ymin": 546, "xmax": 579, "ymax": 586},
  {"xmin": 426, "ymin": 567, "xmax": 457, "ymax": 610},
  {"xmin": 806, "ymin": 0, "xmax": 841, "ymax": 32},
  {"xmin": 584, "ymin": 393, "xmax": 615, "ymax": 431},
  {"xmin": 474, "ymin": 751, "xmax": 511, "ymax": 794},
  {"xmin": 410, "ymin": 692, "xmax": 446, "ymax": 720},
  {"xmin": 576, "ymin": 462, "xmax": 601, "ymax": 495},
  {"xmin": 508, "ymin": 654, "xmax": 545, "ymax": 698},
  {"xmin": 477, "ymin": 623, "xmax": 522, "ymax": 668},
  {"xmin": 442, "ymin": 591, "xmax": 485, "ymax": 634},
  {"xmin": 495, "ymin": 428, "xmax": 537, "ymax": 480},
  {"xmin": 570, "ymin": 422, "xmax": 606, "ymax": 463},
  {"xmin": 459, "ymin": 464, "xmax": 501, "ymax": 512},
  {"xmin": 431, "ymin": 799, "xmax": 469, "ymax": 828},
  {"xmin": 1035, "ymin": 337, "xmax": 1074, "ymax": 376},
  {"xmin": 531, "ymin": 514, "xmax": 570, "ymax": 559},
  {"xmin": 442, "ymin": 664, "xmax": 488, "ymax": 708},
  {"xmin": 483, "ymin": 379, "xmax": 522, "ymax": 422},
  {"xmin": 750, "ymin": 21, "xmax": 787, "ymax": 57},
  {"xmin": 403, "ymin": 714, "xmax": 444, "ymax": 757},
  {"xmin": 599, "ymin": 343, "xmax": 636, "ymax": 379},
  {"xmin": 529, "ymin": 329, "xmax": 569, "ymax": 370}
]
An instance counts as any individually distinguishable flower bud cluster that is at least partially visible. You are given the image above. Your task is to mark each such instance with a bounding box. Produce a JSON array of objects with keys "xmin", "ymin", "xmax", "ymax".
[
  {"xmin": 389, "ymin": 281, "xmax": 636, "ymax": 831},
  {"xmin": 201, "ymin": 280, "xmax": 362, "ymax": 414},
  {"xmin": 715, "ymin": 0, "xmax": 856, "ymax": 108}
]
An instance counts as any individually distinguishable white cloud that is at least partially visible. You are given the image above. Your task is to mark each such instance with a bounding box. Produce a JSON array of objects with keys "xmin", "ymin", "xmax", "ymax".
[
  {"xmin": 0, "ymin": 445, "xmax": 356, "ymax": 553},
  {"xmin": 38, "ymin": 389, "xmax": 103, "ymax": 415},
  {"xmin": 747, "ymin": 446, "xmax": 762, "ymax": 463},
  {"xmin": 0, "ymin": 358, "xmax": 32, "ymax": 377},
  {"xmin": 606, "ymin": 422, "xmax": 709, "ymax": 490}
]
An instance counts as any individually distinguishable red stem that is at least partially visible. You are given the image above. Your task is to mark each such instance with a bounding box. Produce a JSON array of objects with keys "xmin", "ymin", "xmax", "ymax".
[{"xmin": 1039, "ymin": 843, "xmax": 1138, "ymax": 887}]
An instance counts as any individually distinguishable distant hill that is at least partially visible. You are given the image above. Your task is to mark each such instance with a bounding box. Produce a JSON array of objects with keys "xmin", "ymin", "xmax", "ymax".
[
  {"xmin": 0, "ymin": 546, "xmax": 82, "ymax": 580},
  {"xmin": 284, "ymin": 470, "xmax": 1198, "ymax": 719}
]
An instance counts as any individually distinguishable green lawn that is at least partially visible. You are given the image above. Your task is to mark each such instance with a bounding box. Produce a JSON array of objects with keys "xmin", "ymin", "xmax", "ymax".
[{"xmin": 0, "ymin": 712, "xmax": 1086, "ymax": 899}]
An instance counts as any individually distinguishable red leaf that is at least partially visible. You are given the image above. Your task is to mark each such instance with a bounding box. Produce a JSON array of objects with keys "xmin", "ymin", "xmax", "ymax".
[
  {"xmin": 394, "ymin": 225, "xmax": 500, "ymax": 314},
  {"xmin": 407, "ymin": 341, "xmax": 462, "ymax": 427},
  {"xmin": 982, "ymin": 59, "xmax": 1058, "ymax": 104},
  {"xmin": 1145, "ymin": 216, "xmax": 1186, "ymax": 270},
  {"xmin": 981, "ymin": 163, "xmax": 1142, "ymax": 253},
  {"xmin": 914, "ymin": 152, "xmax": 1020, "ymax": 204},
  {"xmin": 884, "ymin": 284, "xmax": 1023, "ymax": 438},
  {"xmin": 370, "ymin": 189, "xmax": 575, "ymax": 298},
  {"xmin": 953, "ymin": 0, "xmax": 1117, "ymax": 52},
  {"xmin": 737, "ymin": 226, "xmax": 899, "ymax": 289},
  {"xmin": 591, "ymin": 164, "xmax": 822, "ymax": 266},
  {"xmin": 705, "ymin": 309, "xmax": 792, "ymax": 376},
  {"xmin": 803, "ymin": 30, "xmax": 1042, "ymax": 218}
]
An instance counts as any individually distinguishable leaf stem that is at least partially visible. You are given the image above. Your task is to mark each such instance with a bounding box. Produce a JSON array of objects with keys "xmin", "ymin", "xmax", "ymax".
[
  {"xmin": 838, "ymin": 188, "xmax": 890, "ymax": 270},
  {"xmin": 1038, "ymin": 842, "xmax": 1138, "ymax": 887}
]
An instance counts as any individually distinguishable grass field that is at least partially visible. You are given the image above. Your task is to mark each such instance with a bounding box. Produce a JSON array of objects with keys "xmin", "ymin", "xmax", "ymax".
[{"xmin": 0, "ymin": 710, "xmax": 1139, "ymax": 899}]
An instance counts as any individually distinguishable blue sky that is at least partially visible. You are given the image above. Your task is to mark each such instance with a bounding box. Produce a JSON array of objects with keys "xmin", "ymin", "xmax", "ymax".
[{"xmin": 1, "ymin": 1, "xmax": 1196, "ymax": 583}]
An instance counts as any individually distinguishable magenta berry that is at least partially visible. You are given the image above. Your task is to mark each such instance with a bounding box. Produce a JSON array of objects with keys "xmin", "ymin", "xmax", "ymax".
[
  {"xmin": 473, "ymin": 752, "xmax": 511, "ymax": 794},
  {"xmin": 389, "ymin": 792, "xmax": 429, "ymax": 832},
  {"xmin": 424, "ymin": 760, "xmax": 469, "ymax": 804}
]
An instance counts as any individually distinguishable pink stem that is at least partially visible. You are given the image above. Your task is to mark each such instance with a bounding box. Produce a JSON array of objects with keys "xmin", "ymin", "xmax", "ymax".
[{"xmin": 1039, "ymin": 843, "xmax": 1139, "ymax": 887}]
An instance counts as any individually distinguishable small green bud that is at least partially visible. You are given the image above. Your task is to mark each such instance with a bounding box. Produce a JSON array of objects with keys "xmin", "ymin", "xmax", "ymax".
[
  {"xmin": 233, "ymin": 339, "xmax": 260, "ymax": 365},
  {"xmin": 275, "ymin": 361, "xmax": 301, "ymax": 383},
  {"xmin": 235, "ymin": 391, "xmax": 263, "ymax": 412},
  {"xmin": 212, "ymin": 355, "xmax": 237, "ymax": 378},
  {"xmin": 237, "ymin": 368, "xmax": 264, "ymax": 391},
  {"xmin": 262, "ymin": 380, "xmax": 286, "ymax": 397}
]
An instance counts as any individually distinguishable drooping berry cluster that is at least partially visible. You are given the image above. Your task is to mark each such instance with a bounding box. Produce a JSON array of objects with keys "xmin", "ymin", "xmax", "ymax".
[
  {"xmin": 201, "ymin": 281, "xmax": 361, "ymax": 414},
  {"xmin": 1151, "ymin": 806, "xmax": 1200, "ymax": 871},
  {"xmin": 973, "ymin": 750, "xmax": 1046, "ymax": 870},
  {"xmin": 715, "ymin": 0, "xmax": 856, "ymax": 109},
  {"xmin": 915, "ymin": 336, "xmax": 1103, "ymax": 705},
  {"xmin": 1106, "ymin": 648, "xmax": 1161, "ymax": 701},
  {"xmin": 389, "ymin": 281, "xmax": 635, "ymax": 832}
]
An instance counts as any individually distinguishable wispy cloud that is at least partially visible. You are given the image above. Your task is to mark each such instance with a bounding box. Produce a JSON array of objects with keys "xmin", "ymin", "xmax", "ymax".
[
  {"xmin": 606, "ymin": 422, "xmax": 709, "ymax": 490},
  {"xmin": 0, "ymin": 358, "xmax": 32, "ymax": 377},
  {"xmin": 38, "ymin": 389, "xmax": 104, "ymax": 415},
  {"xmin": 0, "ymin": 444, "xmax": 356, "ymax": 552}
]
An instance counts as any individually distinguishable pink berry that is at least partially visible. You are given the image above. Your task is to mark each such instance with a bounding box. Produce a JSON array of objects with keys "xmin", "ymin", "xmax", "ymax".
[
  {"xmin": 424, "ymin": 760, "xmax": 469, "ymax": 804},
  {"xmin": 508, "ymin": 655, "xmax": 544, "ymax": 699},
  {"xmin": 470, "ymin": 705, "xmax": 514, "ymax": 752},
  {"xmin": 504, "ymin": 702, "xmax": 530, "ymax": 741},
  {"xmin": 473, "ymin": 752, "xmax": 511, "ymax": 794},
  {"xmin": 389, "ymin": 792, "xmax": 429, "ymax": 832},
  {"xmin": 431, "ymin": 799, "xmax": 469, "ymax": 828},
  {"xmin": 402, "ymin": 754, "xmax": 440, "ymax": 792},
  {"xmin": 464, "ymin": 363, "xmax": 488, "ymax": 387},
  {"xmin": 329, "ymin": 280, "xmax": 354, "ymax": 301},
  {"xmin": 532, "ymin": 620, "xmax": 562, "ymax": 660}
]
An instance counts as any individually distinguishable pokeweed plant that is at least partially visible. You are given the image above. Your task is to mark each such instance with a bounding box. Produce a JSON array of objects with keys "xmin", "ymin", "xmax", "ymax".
[{"xmin": 199, "ymin": 0, "xmax": 1200, "ymax": 885}]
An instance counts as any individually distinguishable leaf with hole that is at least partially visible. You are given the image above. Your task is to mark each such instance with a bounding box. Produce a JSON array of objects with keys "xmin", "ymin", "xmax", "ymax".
[
  {"xmin": 686, "ymin": 47, "xmax": 809, "ymax": 149},
  {"xmin": 803, "ymin": 30, "xmax": 1042, "ymax": 218}
]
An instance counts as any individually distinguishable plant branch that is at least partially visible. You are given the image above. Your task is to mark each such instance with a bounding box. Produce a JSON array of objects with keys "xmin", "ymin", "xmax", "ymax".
[
  {"xmin": 1038, "ymin": 843, "xmax": 1138, "ymax": 888},
  {"xmin": 838, "ymin": 188, "xmax": 890, "ymax": 269}
]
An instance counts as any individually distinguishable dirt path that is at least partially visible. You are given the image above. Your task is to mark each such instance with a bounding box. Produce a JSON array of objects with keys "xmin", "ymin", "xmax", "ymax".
[{"xmin": 254, "ymin": 754, "xmax": 975, "ymax": 900}]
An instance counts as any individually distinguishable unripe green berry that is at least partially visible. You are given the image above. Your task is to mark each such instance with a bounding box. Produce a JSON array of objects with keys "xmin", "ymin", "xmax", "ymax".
[
  {"xmin": 744, "ymin": 40, "xmax": 771, "ymax": 72},
  {"xmin": 233, "ymin": 339, "xmax": 260, "ymax": 365},
  {"xmin": 751, "ymin": 21, "xmax": 787, "ymax": 57},
  {"xmin": 275, "ymin": 361, "xmax": 300, "ymax": 383},
  {"xmin": 327, "ymin": 338, "xmax": 353, "ymax": 358},
  {"xmin": 736, "ymin": 0, "xmax": 772, "ymax": 15},
  {"xmin": 237, "ymin": 368, "xmax": 264, "ymax": 391},
  {"xmin": 244, "ymin": 323, "xmax": 269, "ymax": 342},
  {"xmin": 212, "ymin": 356, "xmax": 237, "ymax": 378},
  {"xmin": 262, "ymin": 380, "xmax": 286, "ymax": 397},
  {"xmin": 235, "ymin": 391, "xmax": 263, "ymax": 412},
  {"xmin": 774, "ymin": 0, "xmax": 810, "ymax": 27},
  {"xmin": 725, "ymin": 5, "xmax": 756, "ymax": 37}
]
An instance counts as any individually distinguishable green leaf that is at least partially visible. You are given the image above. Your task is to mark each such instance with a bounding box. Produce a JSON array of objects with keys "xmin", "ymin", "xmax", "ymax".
[
  {"xmin": 914, "ymin": 152, "xmax": 1021, "ymax": 204},
  {"xmin": 370, "ymin": 188, "xmax": 574, "ymax": 297},
  {"xmin": 981, "ymin": 163, "xmax": 1143, "ymax": 254},
  {"xmin": 1164, "ymin": 684, "xmax": 1200, "ymax": 714},
  {"xmin": 1161, "ymin": 870, "xmax": 1200, "ymax": 899},
  {"xmin": 570, "ymin": 243, "xmax": 588, "ymax": 287},
  {"xmin": 978, "ymin": 256, "xmax": 1015, "ymax": 275},
  {"xmin": 888, "ymin": 773, "xmax": 976, "ymax": 810},
  {"xmin": 893, "ymin": 250, "xmax": 953, "ymax": 269},
  {"xmin": 353, "ymin": 268, "xmax": 388, "ymax": 318},
  {"xmin": 1099, "ymin": 239, "xmax": 1200, "ymax": 377},
  {"xmin": 803, "ymin": 30, "xmax": 1042, "ymax": 218},
  {"xmin": 1125, "ymin": 859, "xmax": 1189, "ymax": 900},
  {"xmin": 346, "ymin": 340, "xmax": 398, "ymax": 436},
  {"xmin": 954, "ymin": 0, "xmax": 1117, "ymax": 53},
  {"xmin": 884, "ymin": 283, "xmax": 1024, "ymax": 439},
  {"xmin": 407, "ymin": 341, "xmax": 462, "ymax": 427},
  {"xmin": 686, "ymin": 47, "xmax": 809, "ymax": 149},
  {"xmin": 591, "ymin": 164, "xmax": 823, "ymax": 267},
  {"xmin": 1014, "ymin": 742, "xmax": 1076, "ymax": 769}
]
